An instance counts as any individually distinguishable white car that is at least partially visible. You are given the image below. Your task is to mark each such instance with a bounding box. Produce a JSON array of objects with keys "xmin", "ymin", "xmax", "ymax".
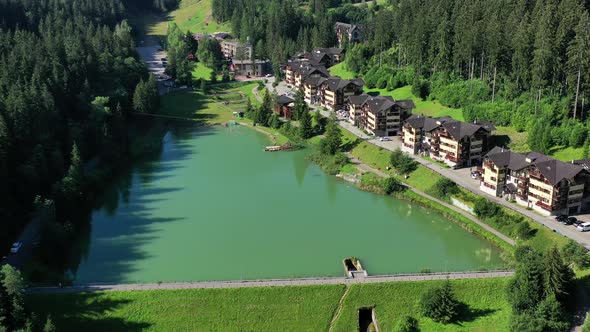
[
  {"xmin": 10, "ymin": 242, "xmax": 22, "ymax": 254},
  {"xmin": 379, "ymin": 137, "xmax": 391, "ymax": 141}
]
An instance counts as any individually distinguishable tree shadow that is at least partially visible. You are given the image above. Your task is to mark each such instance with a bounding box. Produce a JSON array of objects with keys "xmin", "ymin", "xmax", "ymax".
[
  {"xmin": 341, "ymin": 137, "xmax": 362, "ymax": 152},
  {"xmin": 489, "ymin": 135, "xmax": 511, "ymax": 149},
  {"xmin": 27, "ymin": 292, "xmax": 152, "ymax": 331},
  {"xmin": 453, "ymin": 302, "xmax": 498, "ymax": 326}
]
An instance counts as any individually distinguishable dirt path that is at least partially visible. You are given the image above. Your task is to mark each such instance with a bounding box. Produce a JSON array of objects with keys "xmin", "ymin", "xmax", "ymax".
[{"xmin": 26, "ymin": 270, "xmax": 514, "ymax": 294}]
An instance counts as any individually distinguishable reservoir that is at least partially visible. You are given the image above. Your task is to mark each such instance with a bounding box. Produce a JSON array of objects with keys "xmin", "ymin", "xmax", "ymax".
[{"xmin": 70, "ymin": 124, "xmax": 505, "ymax": 284}]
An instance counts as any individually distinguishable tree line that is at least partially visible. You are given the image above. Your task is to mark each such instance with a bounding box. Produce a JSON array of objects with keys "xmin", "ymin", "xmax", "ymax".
[
  {"xmin": 0, "ymin": 0, "xmax": 156, "ymax": 257},
  {"xmin": 342, "ymin": 0, "xmax": 590, "ymax": 154}
]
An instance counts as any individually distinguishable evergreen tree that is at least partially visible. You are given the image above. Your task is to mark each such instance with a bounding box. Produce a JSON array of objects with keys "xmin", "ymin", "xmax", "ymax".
[
  {"xmin": 299, "ymin": 110, "xmax": 313, "ymax": 139},
  {"xmin": 268, "ymin": 113, "xmax": 281, "ymax": 129},
  {"xmin": 543, "ymin": 247, "xmax": 573, "ymax": 302},
  {"xmin": 320, "ymin": 115, "xmax": 342, "ymax": 155},
  {"xmin": 420, "ymin": 279, "xmax": 460, "ymax": 324},
  {"xmin": 43, "ymin": 315, "xmax": 56, "ymax": 332}
]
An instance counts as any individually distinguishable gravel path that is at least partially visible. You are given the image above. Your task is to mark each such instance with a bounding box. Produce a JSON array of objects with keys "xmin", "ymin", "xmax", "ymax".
[{"xmin": 26, "ymin": 271, "xmax": 514, "ymax": 294}]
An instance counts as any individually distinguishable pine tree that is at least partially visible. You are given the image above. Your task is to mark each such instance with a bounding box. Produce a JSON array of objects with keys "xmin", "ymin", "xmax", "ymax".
[
  {"xmin": 133, "ymin": 79, "xmax": 147, "ymax": 113},
  {"xmin": 43, "ymin": 315, "xmax": 56, "ymax": 332},
  {"xmin": 321, "ymin": 116, "xmax": 342, "ymax": 155},
  {"xmin": 543, "ymin": 247, "xmax": 573, "ymax": 302},
  {"xmin": 298, "ymin": 110, "xmax": 313, "ymax": 139},
  {"xmin": 420, "ymin": 279, "xmax": 460, "ymax": 324}
]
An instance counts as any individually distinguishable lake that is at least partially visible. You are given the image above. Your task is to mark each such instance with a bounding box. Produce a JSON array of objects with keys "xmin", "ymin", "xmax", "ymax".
[{"xmin": 69, "ymin": 124, "xmax": 504, "ymax": 284}]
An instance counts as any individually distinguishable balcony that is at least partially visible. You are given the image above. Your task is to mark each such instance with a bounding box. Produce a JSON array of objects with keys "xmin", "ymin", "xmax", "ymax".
[{"xmin": 535, "ymin": 201, "xmax": 555, "ymax": 211}]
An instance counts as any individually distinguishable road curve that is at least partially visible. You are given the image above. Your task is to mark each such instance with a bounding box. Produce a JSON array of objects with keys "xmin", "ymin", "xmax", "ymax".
[{"xmin": 26, "ymin": 270, "xmax": 514, "ymax": 294}]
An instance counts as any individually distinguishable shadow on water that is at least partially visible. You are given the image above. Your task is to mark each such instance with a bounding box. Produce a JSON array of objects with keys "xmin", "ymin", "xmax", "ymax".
[
  {"xmin": 53, "ymin": 121, "xmax": 217, "ymax": 285},
  {"xmin": 29, "ymin": 292, "xmax": 151, "ymax": 332},
  {"xmin": 292, "ymin": 152, "xmax": 310, "ymax": 186}
]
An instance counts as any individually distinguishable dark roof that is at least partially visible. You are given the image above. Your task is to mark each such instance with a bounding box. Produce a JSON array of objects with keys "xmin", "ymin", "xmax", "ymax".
[
  {"xmin": 573, "ymin": 159, "xmax": 590, "ymax": 170},
  {"xmin": 404, "ymin": 115, "xmax": 452, "ymax": 132},
  {"xmin": 320, "ymin": 77, "xmax": 361, "ymax": 91},
  {"xmin": 346, "ymin": 94, "xmax": 370, "ymax": 106},
  {"xmin": 533, "ymin": 159, "xmax": 584, "ymax": 185},
  {"xmin": 304, "ymin": 76, "xmax": 325, "ymax": 86},
  {"xmin": 396, "ymin": 100, "xmax": 416, "ymax": 110},
  {"xmin": 363, "ymin": 96, "xmax": 396, "ymax": 114},
  {"xmin": 525, "ymin": 151, "xmax": 552, "ymax": 163},
  {"xmin": 442, "ymin": 121, "xmax": 489, "ymax": 140},
  {"xmin": 485, "ymin": 147, "xmax": 530, "ymax": 171},
  {"xmin": 475, "ymin": 120, "xmax": 496, "ymax": 132},
  {"xmin": 276, "ymin": 95, "xmax": 294, "ymax": 105},
  {"xmin": 313, "ymin": 47, "xmax": 344, "ymax": 56}
]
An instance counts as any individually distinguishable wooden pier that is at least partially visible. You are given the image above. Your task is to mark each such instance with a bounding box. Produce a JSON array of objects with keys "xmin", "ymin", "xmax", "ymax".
[{"xmin": 264, "ymin": 143, "xmax": 293, "ymax": 152}]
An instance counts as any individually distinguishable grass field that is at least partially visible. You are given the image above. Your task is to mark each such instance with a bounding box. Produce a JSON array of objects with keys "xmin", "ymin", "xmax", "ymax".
[
  {"xmin": 328, "ymin": 62, "xmax": 356, "ymax": 79},
  {"xmin": 192, "ymin": 62, "xmax": 214, "ymax": 81},
  {"xmin": 130, "ymin": 0, "xmax": 230, "ymax": 38},
  {"xmin": 27, "ymin": 279, "xmax": 513, "ymax": 331}
]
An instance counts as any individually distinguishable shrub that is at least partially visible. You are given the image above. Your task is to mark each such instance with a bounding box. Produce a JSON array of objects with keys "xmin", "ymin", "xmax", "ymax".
[
  {"xmin": 561, "ymin": 240, "xmax": 590, "ymax": 269},
  {"xmin": 514, "ymin": 220, "xmax": 533, "ymax": 240},
  {"xmin": 390, "ymin": 148, "xmax": 417, "ymax": 175},
  {"xmin": 473, "ymin": 198, "xmax": 501, "ymax": 219},
  {"xmin": 420, "ymin": 280, "xmax": 460, "ymax": 324},
  {"xmin": 430, "ymin": 178, "xmax": 459, "ymax": 200},
  {"xmin": 395, "ymin": 315, "xmax": 419, "ymax": 332},
  {"xmin": 383, "ymin": 177, "xmax": 404, "ymax": 195},
  {"xmin": 411, "ymin": 77, "xmax": 430, "ymax": 100}
]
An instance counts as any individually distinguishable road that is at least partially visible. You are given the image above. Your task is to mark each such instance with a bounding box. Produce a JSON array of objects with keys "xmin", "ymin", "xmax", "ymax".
[
  {"xmin": 26, "ymin": 270, "xmax": 514, "ymax": 294},
  {"xmin": 266, "ymin": 79, "xmax": 590, "ymax": 248}
]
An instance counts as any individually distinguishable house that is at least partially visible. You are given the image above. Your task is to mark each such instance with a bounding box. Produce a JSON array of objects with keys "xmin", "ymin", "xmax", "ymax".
[
  {"xmin": 435, "ymin": 120, "xmax": 495, "ymax": 168},
  {"xmin": 334, "ymin": 22, "xmax": 362, "ymax": 47},
  {"xmin": 303, "ymin": 76, "xmax": 325, "ymax": 104},
  {"xmin": 285, "ymin": 61, "xmax": 329, "ymax": 89},
  {"xmin": 359, "ymin": 96, "xmax": 415, "ymax": 137},
  {"xmin": 312, "ymin": 48, "xmax": 345, "ymax": 66},
  {"xmin": 481, "ymin": 148, "xmax": 590, "ymax": 215},
  {"xmin": 221, "ymin": 41, "xmax": 253, "ymax": 60},
  {"xmin": 231, "ymin": 59, "xmax": 270, "ymax": 77},
  {"xmin": 401, "ymin": 115, "xmax": 453, "ymax": 155},
  {"xmin": 275, "ymin": 95, "xmax": 295, "ymax": 119},
  {"xmin": 345, "ymin": 94, "xmax": 370, "ymax": 125},
  {"xmin": 318, "ymin": 77, "xmax": 364, "ymax": 110}
]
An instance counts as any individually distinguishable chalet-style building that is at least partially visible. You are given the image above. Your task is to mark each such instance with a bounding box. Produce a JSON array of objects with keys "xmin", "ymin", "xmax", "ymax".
[
  {"xmin": 401, "ymin": 115, "xmax": 495, "ymax": 168},
  {"xmin": 284, "ymin": 61, "xmax": 329, "ymax": 89},
  {"xmin": 303, "ymin": 76, "xmax": 325, "ymax": 104},
  {"xmin": 358, "ymin": 96, "xmax": 415, "ymax": 137},
  {"xmin": 481, "ymin": 147, "xmax": 590, "ymax": 216},
  {"xmin": 346, "ymin": 94, "xmax": 370, "ymax": 125},
  {"xmin": 318, "ymin": 77, "xmax": 364, "ymax": 110},
  {"xmin": 275, "ymin": 95, "xmax": 295, "ymax": 119},
  {"xmin": 334, "ymin": 22, "xmax": 362, "ymax": 47}
]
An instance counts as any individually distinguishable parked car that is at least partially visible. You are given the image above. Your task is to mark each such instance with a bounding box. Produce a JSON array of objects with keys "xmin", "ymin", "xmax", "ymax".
[
  {"xmin": 10, "ymin": 242, "xmax": 22, "ymax": 254},
  {"xmin": 379, "ymin": 137, "xmax": 391, "ymax": 141},
  {"xmin": 265, "ymin": 74, "xmax": 272, "ymax": 78},
  {"xmin": 577, "ymin": 222, "xmax": 590, "ymax": 232},
  {"xmin": 555, "ymin": 215, "xmax": 568, "ymax": 223},
  {"xmin": 573, "ymin": 220, "xmax": 583, "ymax": 227},
  {"xmin": 470, "ymin": 171, "xmax": 481, "ymax": 179}
]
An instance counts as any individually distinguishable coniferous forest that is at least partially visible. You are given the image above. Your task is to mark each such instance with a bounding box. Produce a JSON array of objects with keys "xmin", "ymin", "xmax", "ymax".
[
  {"xmin": 213, "ymin": 0, "xmax": 590, "ymax": 154},
  {"xmin": 0, "ymin": 0, "xmax": 164, "ymax": 252}
]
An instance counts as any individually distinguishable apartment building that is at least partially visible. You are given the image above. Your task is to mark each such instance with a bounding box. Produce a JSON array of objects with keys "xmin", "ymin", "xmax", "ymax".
[
  {"xmin": 284, "ymin": 61, "xmax": 330, "ymax": 89},
  {"xmin": 481, "ymin": 148, "xmax": 590, "ymax": 216},
  {"xmin": 221, "ymin": 41, "xmax": 252, "ymax": 60},
  {"xmin": 345, "ymin": 94, "xmax": 370, "ymax": 125},
  {"xmin": 302, "ymin": 76, "xmax": 325, "ymax": 104},
  {"xmin": 318, "ymin": 77, "xmax": 364, "ymax": 110},
  {"xmin": 401, "ymin": 116, "xmax": 495, "ymax": 168},
  {"xmin": 358, "ymin": 96, "xmax": 415, "ymax": 137},
  {"xmin": 334, "ymin": 22, "xmax": 362, "ymax": 48}
]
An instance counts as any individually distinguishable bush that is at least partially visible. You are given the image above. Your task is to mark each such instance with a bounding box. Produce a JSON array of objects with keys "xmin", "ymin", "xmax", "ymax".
[
  {"xmin": 561, "ymin": 240, "xmax": 590, "ymax": 269},
  {"xmin": 514, "ymin": 220, "xmax": 533, "ymax": 240},
  {"xmin": 430, "ymin": 178, "xmax": 459, "ymax": 200},
  {"xmin": 473, "ymin": 198, "xmax": 501, "ymax": 219},
  {"xmin": 420, "ymin": 280, "xmax": 460, "ymax": 324},
  {"xmin": 394, "ymin": 315, "xmax": 419, "ymax": 332},
  {"xmin": 383, "ymin": 177, "xmax": 404, "ymax": 195},
  {"xmin": 411, "ymin": 77, "xmax": 430, "ymax": 100},
  {"xmin": 390, "ymin": 149, "xmax": 417, "ymax": 175}
]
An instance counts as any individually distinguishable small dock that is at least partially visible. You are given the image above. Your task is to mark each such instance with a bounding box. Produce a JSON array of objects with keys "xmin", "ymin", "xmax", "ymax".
[
  {"xmin": 343, "ymin": 257, "xmax": 368, "ymax": 279},
  {"xmin": 264, "ymin": 143, "xmax": 293, "ymax": 152}
]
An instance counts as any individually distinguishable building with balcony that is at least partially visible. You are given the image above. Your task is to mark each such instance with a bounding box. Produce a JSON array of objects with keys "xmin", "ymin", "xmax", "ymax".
[
  {"xmin": 345, "ymin": 94, "xmax": 370, "ymax": 125},
  {"xmin": 275, "ymin": 95, "xmax": 295, "ymax": 119},
  {"xmin": 359, "ymin": 96, "xmax": 415, "ymax": 137},
  {"xmin": 221, "ymin": 41, "xmax": 252, "ymax": 60},
  {"xmin": 318, "ymin": 77, "xmax": 364, "ymax": 110},
  {"xmin": 334, "ymin": 22, "xmax": 362, "ymax": 48},
  {"xmin": 401, "ymin": 115, "xmax": 453, "ymax": 155},
  {"xmin": 480, "ymin": 148, "xmax": 590, "ymax": 215},
  {"xmin": 284, "ymin": 61, "xmax": 330, "ymax": 89},
  {"xmin": 302, "ymin": 76, "xmax": 325, "ymax": 104}
]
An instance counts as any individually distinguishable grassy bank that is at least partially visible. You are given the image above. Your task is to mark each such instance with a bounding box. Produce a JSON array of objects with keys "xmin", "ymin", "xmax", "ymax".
[
  {"xmin": 338, "ymin": 128, "xmax": 568, "ymax": 253},
  {"xmin": 27, "ymin": 278, "xmax": 512, "ymax": 331}
]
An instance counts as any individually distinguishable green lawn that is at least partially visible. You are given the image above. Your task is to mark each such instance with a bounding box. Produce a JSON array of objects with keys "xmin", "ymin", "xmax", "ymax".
[
  {"xmin": 365, "ymin": 85, "xmax": 465, "ymax": 121},
  {"xmin": 27, "ymin": 278, "xmax": 513, "ymax": 332},
  {"xmin": 550, "ymin": 146, "xmax": 584, "ymax": 162},
  {"xmin": 130, "ymin": 0, "xmax": 231, "ymax": 38},
  {"xmin": 329, "ymin": 62, "xmax": 356, "ymax": 79},
  {"xmin": 27, "ymin": 285, "xmax": 345, "ymax": 332},
  {"xmin": 192, "ymin": 62, "xmax": 214, "ymax": 81},
  {"xmin": 333, "ymin": 278, "xmax": 511, "ymax": 332}
]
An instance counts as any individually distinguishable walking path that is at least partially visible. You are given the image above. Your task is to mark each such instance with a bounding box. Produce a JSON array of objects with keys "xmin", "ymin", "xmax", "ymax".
[
  {"xmin": 26, "ymin": 270, "xmax": 514, "ymax": 294},
  {"xmin": 346, "ymin": 154, "xmax": 516, "ymax": 246},
  {"xmin": 266, "ymin": 79, "xmax": 590, "ymax": 248},
  {"xmin": 328, "ymin": 285, "xmax": 351, "ymax": 332}
]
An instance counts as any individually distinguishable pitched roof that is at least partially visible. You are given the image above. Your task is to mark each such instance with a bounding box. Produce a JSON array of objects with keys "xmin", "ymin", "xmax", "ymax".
[
  {"xmin": 346, "ymin": 94, "xmax": 370, "ymax": 106},
  {"xmin": 404, "ymin": 115, "xmax": 452, "ymax": 132},
  {"xmin": 320, "ymin": 77, "xmax": 361, "ymax": 91},
  {"xmin": 364, "ymin": 96, "xmax": 396, "ymax": 114},
  {"xmin": 525, "ymin": 151, "xmax": 552, "ymax": 163},
  {"xmin": 313, "ymin": 47, "xmax": 344, "ymax": 56},
  {"xmin": 396, "ymin": 100, "xmax": 416, "ymax": 110},
  {"xmin": 485, "ymin": 147, "xmax": 530, "ymax": 171},
  {"xmin": 303, "ymin": 76, "xmax": 325, "ymax": 86},
  {"xmin": 276, "ymin": 95, "xmax": 294, "ymax": 105},
  {"xmin": 442, "ymin": 121, "xmax": 489, "ymax": 140},
  {"xmin": 533, "ymin": 159, "xmax": 585, "ymax": 185}
]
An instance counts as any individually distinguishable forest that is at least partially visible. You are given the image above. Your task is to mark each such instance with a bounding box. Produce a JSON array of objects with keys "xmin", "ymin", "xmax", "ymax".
[
  {"xmin": 0, "ymin": 0, "xmax": 160, "ymax": 257},
  {"xmin": 212, "ymin": 0, "xmax": 590, "ymax": 155}
]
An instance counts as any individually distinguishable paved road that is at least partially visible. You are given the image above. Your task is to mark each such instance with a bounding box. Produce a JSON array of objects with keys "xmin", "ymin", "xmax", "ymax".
[
  {"xmin": 269, "ymin": 79, "xmax": 590, "ymax": 248},
  {"xmin": 26, "ymin": 270, "xmax": 514, "ymax": 294},
  {"xmin": 346, "ymin": 154, "xmax": 516, "ymax": 246}
]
